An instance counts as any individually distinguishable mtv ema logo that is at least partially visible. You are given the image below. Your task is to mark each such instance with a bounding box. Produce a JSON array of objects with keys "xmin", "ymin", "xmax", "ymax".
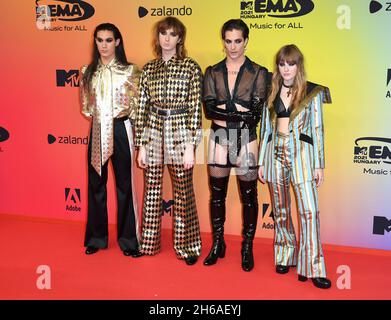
[
  {"xmin": 353, "ymin": 137, "xmax": 391, "ymax": 165},
  {"xmin": 56, "ymin": 69, "xmax": 80, "ymax": 87},
  {"xmin": 369, "ymin": 1, "xmax": 391, "ymax": 14},
  {"xmin": 36, "ymin": 0, "xmax": 95, "ymax": 22},
  {"xmin": 240, "ymin": 0, "xmax": 315, "ymax": 18},
  {"xmin": 353, "ymin": 137, "xmax": 391, "ymax": 175},
  {"xmin": 65, "ymin": 188, "xmax": 81, "ymax": 212},
  {"xmin": 373, "ymin": 216, "xmax": 391, "ymax": 235}
]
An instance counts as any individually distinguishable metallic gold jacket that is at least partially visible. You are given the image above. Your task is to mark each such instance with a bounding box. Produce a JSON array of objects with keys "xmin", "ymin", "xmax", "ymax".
[
  {"xmin": 80, "ymin": 59, "xmax": 139, "ymax": 175},
  {"xmin": 80, "ymin": 59, "xmax": 139, "ymax": 121},
  {"xmin": 134, "ymin": 56, "xmax": 202, "ymax": 147}
]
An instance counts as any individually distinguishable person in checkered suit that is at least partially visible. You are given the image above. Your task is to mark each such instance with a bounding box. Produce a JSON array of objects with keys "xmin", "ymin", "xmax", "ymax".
[{"xmin": 134, "ymin": 17, "xmax": 202, "ymax": 265}]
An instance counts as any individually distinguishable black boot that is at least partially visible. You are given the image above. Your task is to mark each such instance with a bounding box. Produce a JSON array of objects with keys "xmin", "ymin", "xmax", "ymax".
[
  {"xmin": 204, "ymin": 176, "xmax": 229, "ymax": 266},
  {"xmin": 239, "ymin": 179, "xmax": 259, "ymax": 272},
  {"xmin": 85, "ymin": 246, "xmax": 99, "ymax": 255},
  {"xmin": 298, "ymin": 275, "xmax": 332, "ymax": 289},
  {"xmin": 276, "ymin": 265, "xmax": 290, "ymax": 274}
]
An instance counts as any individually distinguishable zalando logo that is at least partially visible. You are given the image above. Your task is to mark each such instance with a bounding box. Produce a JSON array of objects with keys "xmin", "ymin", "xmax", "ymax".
[
  {"xmin": 369, "ymin": 0, "xmax": 391, "ymax": 13},
  {"xmin": 138, "ymin": 5, "xmax": 192, "ymax": 18},
  {"xmin": 48, "ymin": 134, "xmax": 88, "ymax": 145},
  {"xmin": 0, "ymin": 127, "xmax": 10, "ymax": 142}
]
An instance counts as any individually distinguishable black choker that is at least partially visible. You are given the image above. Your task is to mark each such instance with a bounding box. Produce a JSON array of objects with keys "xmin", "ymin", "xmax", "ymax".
[{"xmin": 282, "ymin": 83, "xmax": 293, "ymax": 97}]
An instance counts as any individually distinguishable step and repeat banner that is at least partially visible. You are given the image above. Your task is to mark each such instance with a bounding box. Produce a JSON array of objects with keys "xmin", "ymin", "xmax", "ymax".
[{"xmin": 0, "ymin": 0, "xmax": 390, "ymax": 250}]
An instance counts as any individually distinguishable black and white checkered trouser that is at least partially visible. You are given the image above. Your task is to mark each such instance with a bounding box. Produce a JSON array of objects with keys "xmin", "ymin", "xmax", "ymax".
[{"xmin": 139, "ymin": 112, "xmax": 202, "ymax": 259}]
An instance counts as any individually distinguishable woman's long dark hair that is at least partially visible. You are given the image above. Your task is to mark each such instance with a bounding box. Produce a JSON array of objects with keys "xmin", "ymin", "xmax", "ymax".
[{"xmin": 83, "ymin": 23, "xmax": 129, "ymax": 92}]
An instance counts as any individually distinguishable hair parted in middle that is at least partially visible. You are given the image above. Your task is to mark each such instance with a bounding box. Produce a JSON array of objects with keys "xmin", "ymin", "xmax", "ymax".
[
  {"xmin": 153, "ymin": 17, "xmax": 187, "ymax": 59},
  {"xmin": 268, "ymin": 44, "xmax": 307, "ymax": 111},
  {"xmin": 83, "ymin": 22, "xmax": 129, "ymax": 94},
  {"xmin": 221, "ymin": 19, "xmax": 249, "ymax": 40}
]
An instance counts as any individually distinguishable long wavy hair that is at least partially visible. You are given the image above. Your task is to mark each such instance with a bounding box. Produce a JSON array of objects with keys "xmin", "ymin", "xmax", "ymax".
[
  {"xmin": 83, "ymin": 23, "xmax": 129, "ymax": 92},
  {"xmin": 267, "ymin": 44, "xmax": 307, "ymax": 111},
  {"xmin": 153, "ymin": 17, "xmax": 187, "ymax": 59}
]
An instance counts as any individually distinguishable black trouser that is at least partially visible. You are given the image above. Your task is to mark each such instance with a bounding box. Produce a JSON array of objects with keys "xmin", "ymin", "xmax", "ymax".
[{"xmin": 84, "ymin": 118, "xmax": 139, "ymax": 251}]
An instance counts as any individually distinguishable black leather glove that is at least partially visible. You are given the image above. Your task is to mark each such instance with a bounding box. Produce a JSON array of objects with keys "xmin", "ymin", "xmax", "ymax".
[
  {"xmin": 241, "ymin": 96, "xmax": 264, "ymax": 127},
  {"xmin": 204, "ymin": 99, "xmax": 227, "ymax": 121},
  {"xmin": 205, "ymin": 99, "xmax": 249, "ymax": 122},
  {"xmin": 251, "ymin": 96, "xmax": 264, "ymax": 113},
  {"xmin": 205, "ymin": 99, "xmax": 261, "ymax": 127},
  {"xmin": 241, "ymin": 111, "xmax": 260, "ymax": 127}
]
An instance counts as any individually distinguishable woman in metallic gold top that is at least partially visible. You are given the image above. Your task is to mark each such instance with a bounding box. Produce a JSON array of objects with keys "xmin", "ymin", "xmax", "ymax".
[
  {"xmin": 203, "ymin": 19, "xmax": 268, "ymax": 272},
  {"xmin": 258, "ymin": 44, "xmax": 332, "ymax": 289},
  {"xmin": 134, "ymin": 17, "xmax": 202, "ymax": 265},
  {"xmin": 80, "ymin": 23, "xmax": 142, "ymax": 257}
]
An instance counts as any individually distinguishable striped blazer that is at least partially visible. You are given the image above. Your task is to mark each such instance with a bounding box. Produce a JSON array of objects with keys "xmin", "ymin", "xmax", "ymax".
[{"xmin": 258, "ymin": 82, "xmax": 332, "ymax": 184}]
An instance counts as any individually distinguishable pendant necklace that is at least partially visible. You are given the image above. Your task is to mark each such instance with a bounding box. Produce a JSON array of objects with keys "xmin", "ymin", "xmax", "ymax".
[{"xmin": 282, "ymin": 83, "xmax": 293, "ymax": 97}]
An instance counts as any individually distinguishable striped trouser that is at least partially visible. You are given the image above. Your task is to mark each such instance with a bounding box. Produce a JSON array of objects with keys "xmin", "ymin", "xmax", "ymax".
[{"xmin": 268, "ymin": 132, "xmax": 326, "ymax": 278}]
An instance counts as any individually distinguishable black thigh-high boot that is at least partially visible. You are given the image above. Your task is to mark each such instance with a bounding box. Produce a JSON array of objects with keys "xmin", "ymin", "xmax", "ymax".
[
  {"xmin": 203, "ymin": 175, "xmax": 229, "ymax": 266},
  {"xmin": 239, "ymin": 179, "xmax": 259, "ymax": 272}
]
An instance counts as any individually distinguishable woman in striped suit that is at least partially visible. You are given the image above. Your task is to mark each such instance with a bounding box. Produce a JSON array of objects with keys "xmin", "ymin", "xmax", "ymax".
[{"xmin": 258, "ymin": 44, "xmax": 332, "ymax": 289}]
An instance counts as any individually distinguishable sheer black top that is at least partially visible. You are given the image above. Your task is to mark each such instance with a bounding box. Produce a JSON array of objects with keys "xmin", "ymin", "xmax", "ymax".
[
  {"xmin": 203, "ymin": 57, "xmax": 268, "ymax": 130},
  {"xmin": 274, "ymin": 91, "xmax": 292, "ymax": 118}
]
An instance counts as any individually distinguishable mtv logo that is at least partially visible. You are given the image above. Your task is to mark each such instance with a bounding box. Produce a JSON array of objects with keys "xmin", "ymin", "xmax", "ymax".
[
  {"xmin": 162, "ymin": 199, "xmax": 174, "ymax": 216},
  {"xmin": 36, "ymin": 4, "xmax": 49, "ymax": 17},
  {"xmin": 387, "ymin": 69, "xmax": 391, "ymax": 86},
  {"xmin": 262, "ymin": 203, "xmax": 274, "ymax": 221},
  {"xmin": 65, "ymin": 188, "xmax": 81, "ymax": 204},
  {"xmin": 56, "ymin": 70, "xmax": 80, "ymax": 87},
  {"xmin": 241, "ymin": 1, "xmax": 253, "ymax": 10},
  {"xmin": 373, "ymin": 216, "xmax": 391, "ymax": 235},
  {"xmin": 354, "ymin": 146, "xmax": 367, "ymax": 155}
]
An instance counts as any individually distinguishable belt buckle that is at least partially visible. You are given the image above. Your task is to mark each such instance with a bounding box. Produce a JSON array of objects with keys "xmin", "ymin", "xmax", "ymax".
[{"xmin": 153, "ymin": 106, "xmax": 164, "ymax": 117}]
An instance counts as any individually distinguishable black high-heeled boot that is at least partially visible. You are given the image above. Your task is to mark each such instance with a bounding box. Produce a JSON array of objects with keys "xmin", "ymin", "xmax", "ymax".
[
  {"xmin": 204, "ymin": 176, "xmax": 229, "ymax": 266},
  {"xmin": 239, "ymin": 179, "xmax": 259, "ymax": 272}
]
